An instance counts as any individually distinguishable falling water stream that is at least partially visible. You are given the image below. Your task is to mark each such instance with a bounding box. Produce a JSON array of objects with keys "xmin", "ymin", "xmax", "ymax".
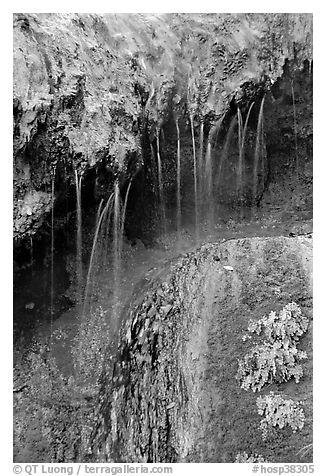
[
  {"xmin": 175, "ymin": 116, "xmax": 182, "ymax": 238},
  {"xmin": 237, "ymin": 102, "xmax": 254, "ymax": 218},
  {"xmin": 30, "ymin": 236, "xmax": 33, "ymax": 278},
  {"xmin": 237, "ymin": 107, "xmax": 244, "ymax": 200},
  {"xmin": 198, "ymin": 119, "xmax": 204, "ymax": 203},
  {"xmin": 50, "ymin": 166, "xmax": 56, "ymax": 348},
  {"xmin": 64, "ymin": 161, "xmax": 70, "ymax": 248},
  {"xmin": 112, "ymin": 180, "xmax": 121, "ymax": 325},
  {"xmin": 241, "ymin": 102, "xmax": 254, "ymax": 157},
  {"xmin": 204, "ymin": 139, "xmax": 213, "ymax": 224},
  {"xmin": 204, "ymin": 140, "xmax": 212, "ymax": 201},
  {"xmin": 291, "ymin": 80, "xmax": 299, "ymax": 179},
  {"xmin": 203, "ymin": 116, "xmax": 224, "ymax": 224},
  {"xmin": 82, "ymin": 193, "xmax": 114, "ymax": 318},
  {"xmin": 156, "ymin": 127, "xmax": 166, "ymax": 234},
  {"xmin": 75, "ymin": 169, "xmax": 83, "ymax": 298},
  {"xmin": 82, "ymin": 178, "xmax": 133, "ymax": 326},
  {"xmin": 121, "ymin": 180, "xmax": 133, "ymax": 246},
  {"xmin": 216, "ymin": 115, "xmax": 238, "ymax": 192},
  {"xmin": 190, "ymin": 114, "xmax": 199, "ymax": 241},
  {"xmin": 253, "ymin": 95, "xmax": 266, "ymax": 209}
]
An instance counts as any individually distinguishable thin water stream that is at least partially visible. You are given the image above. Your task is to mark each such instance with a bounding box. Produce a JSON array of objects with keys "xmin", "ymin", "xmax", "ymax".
[
  {"xmin": 112, "ymin": 180, "xmax": 121, "ymax": 325},
  {"xmin": 50, "ymin": 167, "xmax": 56, "ymax": 347},
  {"xmin": 82, "ymin": 193, "xmax": 114, "ymax": 318},
  {"xmin": 75, "ymin": 169, "xmax": 83, "ymax": 298},
  {"xmin": 237, "ymin": 107, "xmax": 244, "ymax": 200},
  {"xmin": 30, "ymin": 236, "xmax": 33, "ymax": 278},
  {"xmin": 291, "ymin": 80, "xmax": 299, "ymax": 179},
  {"xmin": 253, "ymin": 95, "xmax": 266, "ymax": 208},
  {"xmin": 156, "ymin": 127, "xmax": 167, "ymax": 234},
  {"xmin": 190, "ymin": 114, "xmax": 199, "ymax": 242},
  {"xmin": 175, "ymin": 116, "xmax": 182, "ymax": 238},
  {"xmin": 237, "ymin": 102, "xmax": 254, "ymax": 218},
  {"xmin": 198, "ymin": 119, "xmax": 204, "ymax": 201},
  {"xmin": 216, "ymin": 115, "xmax": 238, "ymax": 192}
]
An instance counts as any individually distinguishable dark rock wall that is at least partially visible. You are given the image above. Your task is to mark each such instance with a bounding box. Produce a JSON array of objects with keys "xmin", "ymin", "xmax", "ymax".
[{"xmin": 14, "ymin": 13, "xmax": 312, "ymax": 243}]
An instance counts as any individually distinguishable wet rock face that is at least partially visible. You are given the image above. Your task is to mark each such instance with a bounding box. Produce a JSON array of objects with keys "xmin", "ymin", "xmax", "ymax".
[
  {"xmin": 13, "ymin": 13, "xmax": 312, "ymax": 241},
  {"xmin": 90, "ymin": 235, "xmax": 312, "ymax": 462}
]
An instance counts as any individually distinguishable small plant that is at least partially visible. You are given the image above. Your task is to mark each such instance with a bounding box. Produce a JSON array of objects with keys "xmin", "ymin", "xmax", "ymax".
[
  {"xmin": 236, "ymin": 303, "xmax": 308, "ymax": 392},
  {"xmin": 242, "ymin": 302, "xmax": 309, "ymax": 344},
  {"xmin": 256, "ymin": 392, "xmax": 305, "ymax": 440},
  {"xmin": 235, "ymin": 451, "xmax": 267, "ymax": 463},
  {"xmin": 237, "ymin": 340, "xmax": 307, "ymax": 392}
]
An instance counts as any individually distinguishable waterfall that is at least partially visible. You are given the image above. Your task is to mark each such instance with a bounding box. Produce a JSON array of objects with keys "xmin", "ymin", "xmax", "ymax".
[
  {"xmin": 75, "ymin": 169, "xmax": 83, "ymax": 298},
  {"xmin": 112, "ymin": 180, "xmax": 121, "ymax": 324},
  {"xmin": 204, "ymin": 140, "xmax": 213, "ymax": 224},
  {"xmin": 175, "ymin": 117, "xmax": 182, "ymax": 238},
  {"xmin": 30, "ymin": 236, "xmax": 34, "ymax": 277},
  {"xmin": 82, "ymin": 178, "xmax": 132, "ymax": 323},
  {"xmin": 237, "ymin": 107, "xmax": 244, "ymax": 200},
  {"xmin": 156, "ymin": 127, "xmax": 166, "ymax": 234},
  {"xmin": 50, "ymin": 166, "xmax": 56, "ymax": 347},
  {"xmin": 242, "ymin": 103, "xmax": 254, "ymax": 154},
  {"xmin": 291, "ymin": 80, "xmax": 299, "ymax": 179},
  {"xmin": 216, "ymin": 115, "xmax": 238, "ymax": 192},
  {"xmin": 237, "ymin": 102, "xmax": 254, "ymax": 217},
  {"xmin": 253, "ymin": 95, "xmax": 266, "ymax": 208},
  {"xmin": 82, "ymin": 194, "xmax": 114, "ymax": 318},
  {"xmin": 121, "ymin": 180, "xmax": 133, "ymax": 245},
  {"xmin": 190, "ymin": 114, "xmax": 199, "ymax": 242},
  {"xmin": 204, "ymin": 116, "xmax": 224, "ymax": 224},
  {"xmin": 198, "ymin": 119, "xmax": 204, "ymax": 203},
  {"xmin": 64, "ymin": 160, "xmax": 69, "ymax": 248}
]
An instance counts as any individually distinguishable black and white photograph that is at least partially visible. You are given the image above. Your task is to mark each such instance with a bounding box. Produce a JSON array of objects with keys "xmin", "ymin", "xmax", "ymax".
[{"xmin": 11, "ymin": 8, "xmax": 314, "ymax": 469}]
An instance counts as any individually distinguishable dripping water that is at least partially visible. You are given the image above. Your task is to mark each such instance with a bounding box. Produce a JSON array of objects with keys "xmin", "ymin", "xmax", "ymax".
[
  {"xmin": 82, "ymin": 178, "xmax": 132, "ymax": 324},
  {"xmin": 156, "ymin": 127, "xmax": 166, "ymax": 234},
  {"xmin": 121, "ymin": 180, "xmax": 133, "ymax": 246},
  {"xmin": 291, "ymin": 80, "xmax": 299, "ymax": 179},
  {"xmin": 94, "ymin": 168, "xmax": 100, "ymax": 201},
  {"xmin": 242, "ymin": 103, "xmax": 254, "ymax": 153},
  {"xmin": 64, "ymin": 160, "xmax": 69, "ymax": 248},
  {"xmin": 204, "ymin": 116, "xmax": 224, "ymax": 225},
  {"xmin": 237, "ymin": 102, "xmax": 254, "ymax": 218},
  {"xmin": 253, "ymin": 95, "xmax": 266, "ymax": 209},
  {"xmin": 82, "ymin": 194, "xmax": 114, "ymax": 318},
  {"xmin": 204, "ymin": 140, "xmax": 213, "ymax": 224},
  {"xmin": 237, "ymin": 107, "xmax": 244, "ymax": 201},
  {"xmin": 198, "ymin": 119, "xmax": 204, "ymax": 203},
  {"xmin": 216, "ymin": 115, "xmax": 238, "ymax": 195},
  {"xmin": 190, "ymin": 114, "xmax": 199, "ymax": 242},
  {"xmin": 30, "ymin": 236, "xmax": 33, "ymax": 278},
  {"xmin": 75, "ymin": 169, "xmax": 83, "ymax": 299},
  {"xmin": 175, "ymin": 116, "xmax": 182, "ymax": 238},
  {"xmin": 112, "ymin": 180, "xmax": 121, "ymax": 324},
  {"xmin": 113, "ymin": 179, "xmax": 133, "ymax": 327},
  {"xmin": 50, "ymin": 166, "xmax": 56, "ymax": 348}
]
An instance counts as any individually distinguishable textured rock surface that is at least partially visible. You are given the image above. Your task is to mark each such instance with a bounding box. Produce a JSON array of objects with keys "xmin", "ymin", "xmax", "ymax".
[
  {"xmin": 13, "ymin": 13, "xmax": 312, "ymax": 240},
  {"xmin": 90, "ymin": 235, "xmax": 312, "ymax": 462}
]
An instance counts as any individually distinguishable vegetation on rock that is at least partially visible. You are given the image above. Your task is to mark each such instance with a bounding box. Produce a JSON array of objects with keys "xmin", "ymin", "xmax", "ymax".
[
  {"xmin": 235, "ymin": 451, "xmax": 267, "ymax": 463},
  {"xmin": 256, "ymin": 392, "xmax": 305, "ymax": 441},
  {"xmin": 236, "ymin": 303, "xmax": 309, "ymax": 392}
]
